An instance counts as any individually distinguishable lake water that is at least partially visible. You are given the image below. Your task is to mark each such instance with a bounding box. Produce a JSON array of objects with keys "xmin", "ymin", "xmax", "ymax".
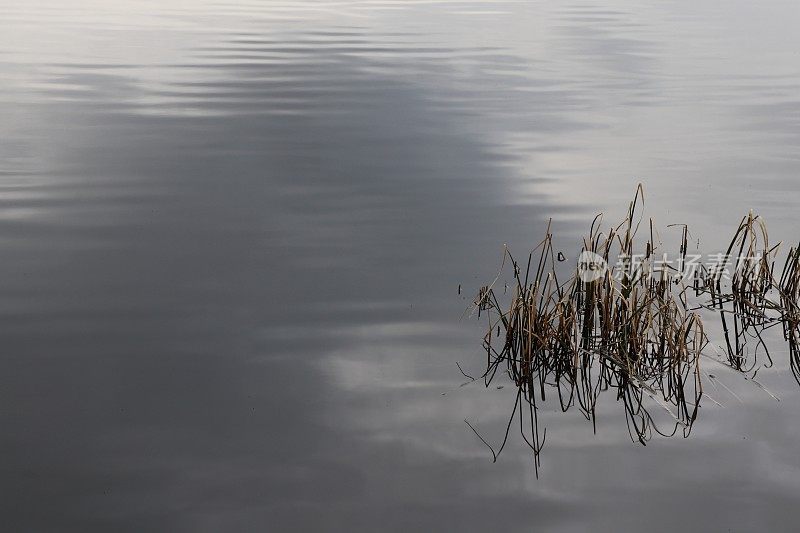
[{"xmin": 2, "ymin": 0, "xmax": 799, "ymax": 531}]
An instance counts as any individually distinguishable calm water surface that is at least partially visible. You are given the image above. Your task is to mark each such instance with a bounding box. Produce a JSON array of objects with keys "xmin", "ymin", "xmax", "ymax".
[{"xmin": 2, "ymin": 1, "xmax": 800, "ymax": 531}]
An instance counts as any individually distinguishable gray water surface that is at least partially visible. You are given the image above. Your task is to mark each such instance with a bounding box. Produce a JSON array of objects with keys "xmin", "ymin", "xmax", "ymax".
[{"xmin": 2, "ymin": 1, "xmax": 800, "ymax": 531}]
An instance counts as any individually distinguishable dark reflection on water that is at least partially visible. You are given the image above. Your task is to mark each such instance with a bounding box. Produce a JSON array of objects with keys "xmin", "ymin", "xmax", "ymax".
[{"xmin": 1, "ymin": 1, "xmax": 800, "ymax": 531}]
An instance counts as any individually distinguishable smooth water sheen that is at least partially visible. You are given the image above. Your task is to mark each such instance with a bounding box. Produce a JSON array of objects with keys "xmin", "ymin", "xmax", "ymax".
[{"xmin": 1, "ymin": 1, "xmax": 799, "ymax": 531}]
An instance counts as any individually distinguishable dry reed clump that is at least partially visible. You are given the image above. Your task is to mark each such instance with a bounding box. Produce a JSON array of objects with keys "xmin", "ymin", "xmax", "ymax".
[
  {"xmin": 466, "ymin": 186, "xmax": 799, "ymax": 473},
  {"xmin": 692, "ymin": 211, "xmax": 781, "ymax": 372}
]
